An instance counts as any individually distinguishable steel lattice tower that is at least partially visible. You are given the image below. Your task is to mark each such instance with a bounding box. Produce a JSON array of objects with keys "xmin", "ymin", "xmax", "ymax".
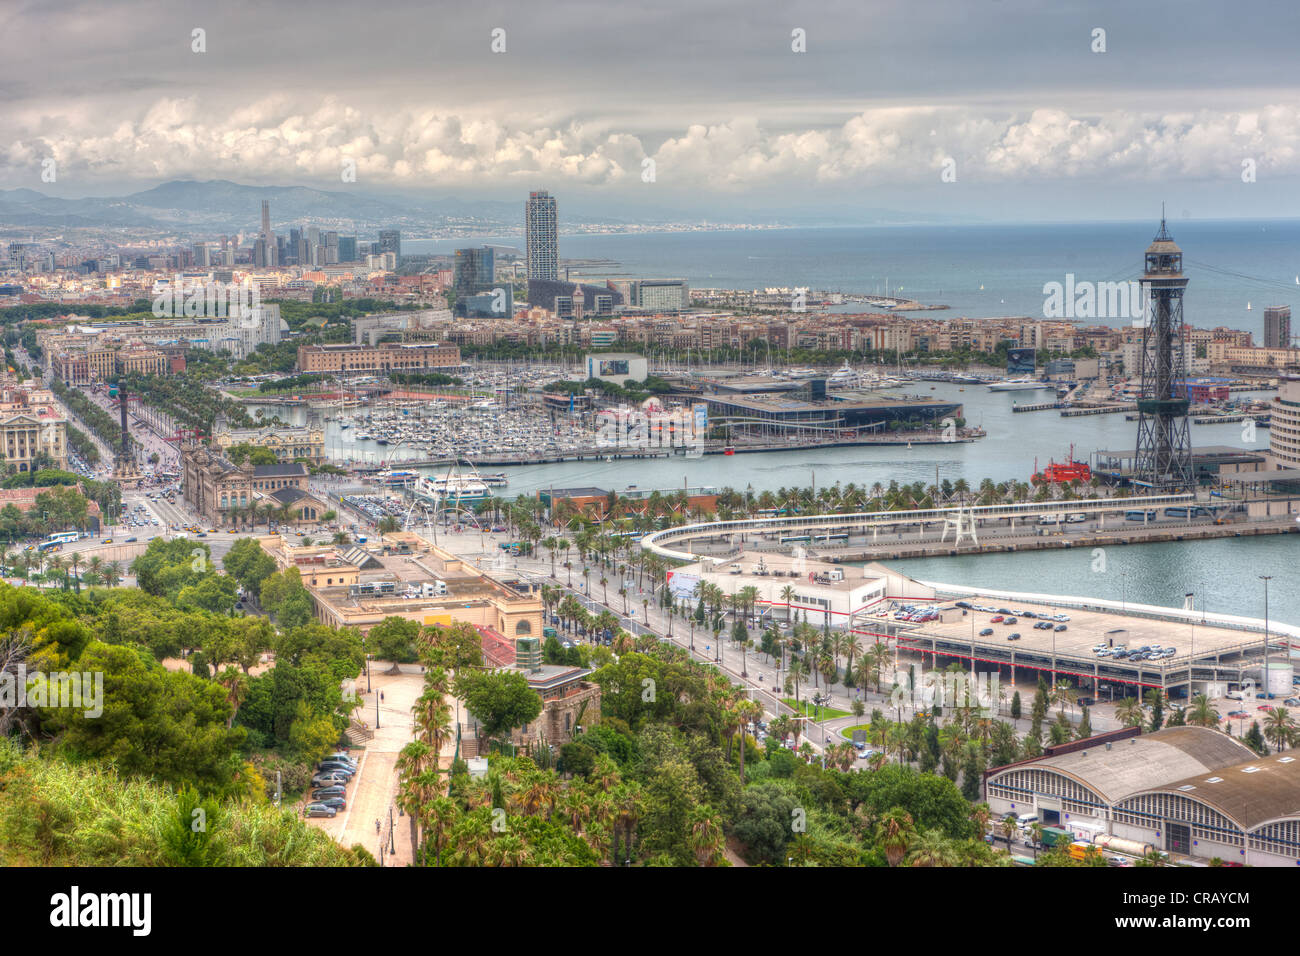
[{"xmin": 1134, "ymin": 214, "xmax": 1193, "ymax": 490}]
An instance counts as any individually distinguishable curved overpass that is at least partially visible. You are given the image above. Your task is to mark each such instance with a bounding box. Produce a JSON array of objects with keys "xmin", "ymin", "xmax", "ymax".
[{"xmin": 639, "ymin": 492, "xmax": 1200, "ymax": 564}]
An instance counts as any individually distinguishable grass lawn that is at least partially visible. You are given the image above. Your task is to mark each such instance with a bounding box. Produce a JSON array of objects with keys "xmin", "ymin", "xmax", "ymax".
[
  {"xmin": 782, "ymin": 698, "xmax": 852, "ymax": 721},
  {"xmin": 838, "ymin": 723, "xmax": 872, "ymax": 739}
]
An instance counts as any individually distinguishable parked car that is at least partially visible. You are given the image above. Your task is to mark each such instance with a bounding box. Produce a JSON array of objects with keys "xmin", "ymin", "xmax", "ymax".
[
  {"xmin": 1007, "ymin": 633, "xmax": 1021, "ymax": 641},
  {"xmin": 304, "ymin": 803, "xmax": 337, "ymax": 818},
  {"xmin": 1003, "ymin": 617, "xmax": 1018, "ymax": 625},
  {"xmin": 990, "ymin": 615, "xmax": 1005, "ymax": 623},
  {"xmin": 1055, "ymin": 624, "xmax": 1068, "ymax": 632},
  {"xmin": 979, "ymin": 628, "xmax": 994, "ymax": 636},
  {"xmin": 311, "ymin": 786, "xmax": 347, "ymax": 800},
  {"xmin": 314, "ymin": 796, "xmax": 347, "ymax": 811}
]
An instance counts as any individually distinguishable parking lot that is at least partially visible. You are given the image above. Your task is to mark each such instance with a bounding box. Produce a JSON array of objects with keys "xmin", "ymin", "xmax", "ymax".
[{"xmin": 903, "ymin": 596, "xmax": 1261, "ymax": 665}]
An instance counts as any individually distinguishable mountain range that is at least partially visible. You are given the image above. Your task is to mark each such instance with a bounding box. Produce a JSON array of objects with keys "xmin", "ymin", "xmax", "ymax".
[{"xmin": 0, "ymin": 180, "xmax": 964, "ymax": 240}]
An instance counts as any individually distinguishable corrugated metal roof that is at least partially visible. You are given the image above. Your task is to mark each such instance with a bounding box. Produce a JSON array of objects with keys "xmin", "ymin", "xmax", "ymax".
[{"xmin": 1031, "ymin": 726, "xmax": 1255, "ymax": 803}]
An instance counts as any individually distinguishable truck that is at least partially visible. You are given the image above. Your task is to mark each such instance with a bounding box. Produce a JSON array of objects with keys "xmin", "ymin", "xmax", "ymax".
[
  {"xmin": 1039, "ymin": 826, "xmax": 1073, "ymax": 848},
  {"xmin": 1037, "ymin": 513, "xmax": 1062, "ymax": 526},
  {"xmin": 543, "ymin": 626, "xmax": 558, "ymax": 639},
  {"xmin": 1094, "ymin": 834, "xmax": 1156, "ymax": 858},
  {"xmin": 1068, "ymin": 841, "xmax": 1103, "ymax": 863}
]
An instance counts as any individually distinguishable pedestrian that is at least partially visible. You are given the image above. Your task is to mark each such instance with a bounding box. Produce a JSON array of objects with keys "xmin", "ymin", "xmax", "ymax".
[{"xmin": 380, "ymin": 691, "xmax": 385, "ymax": 702}]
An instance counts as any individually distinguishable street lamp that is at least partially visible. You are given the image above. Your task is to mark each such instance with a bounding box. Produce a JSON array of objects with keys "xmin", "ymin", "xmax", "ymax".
[{"xmin": 1260, "ymin": 575, "xmax": 1272, "ymax": 705}]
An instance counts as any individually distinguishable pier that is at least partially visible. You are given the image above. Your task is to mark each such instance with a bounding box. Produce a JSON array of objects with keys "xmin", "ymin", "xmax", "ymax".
[{"xmin": 1060, "ymin": 403, "xmax": 1137, "ymax": 417}]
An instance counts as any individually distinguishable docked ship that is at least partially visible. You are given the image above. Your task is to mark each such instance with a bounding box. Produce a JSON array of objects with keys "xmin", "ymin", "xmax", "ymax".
[
  {"xmin": 1033, "ymin": 447, "xmax": 1092, "ymax": 484},
  {"xmin": 414, "ymin": 470, "xmax": 492, "ymax": 506},
  {"xmin": 988, "ymin": 377, "xmax": 1052, "ymax": 392},
  {"xmin": 373, "ymin": 469, "xmax": 420, "ymax": 487}
]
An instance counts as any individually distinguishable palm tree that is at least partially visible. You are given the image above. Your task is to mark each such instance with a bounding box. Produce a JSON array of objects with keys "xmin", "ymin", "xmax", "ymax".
[
  {"xmin": 66, "ymin": 551, "xmax": 82, "ymax": 593},
  {"xmin": 907, "ymin": 829, "xmax": 958, "ymax": 867},
  {"xmin": 780, "ymin": 585, "xmax": 797, "ymax": 624},
  {"xmin": 105, "ymin": 561, "xmax": 123, "ymax": 587},
  {"xmin": 1116, "ymin": 696, "xmax": 1145, "ymax": 728},
  {"xmin": 875, "ymin": 808, "xmax": 915, "ymax": 867},
  {"xmin": 396, "ymin": 740, "xmax": 438, "ymax": 860},
  {"xmin": 686, "ymin": 806, "xmax": 726, "ymax": 867},
  {"xmin": 1187, "ymin": 694, "xmax": 1220, "ymax": 730},
  {"xmin": 1000, "ymin": 814, "xmax": 1018, "ymax": 850},
  {"xmin": 1263, "ymin": 707, "xmax": 1297, "ymax": 753}
]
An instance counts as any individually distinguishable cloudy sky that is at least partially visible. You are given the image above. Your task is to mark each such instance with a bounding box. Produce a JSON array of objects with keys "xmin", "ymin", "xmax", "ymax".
[{"xmin": 4, "ymin": 0, "xmax": 1299, "ymax": 221}]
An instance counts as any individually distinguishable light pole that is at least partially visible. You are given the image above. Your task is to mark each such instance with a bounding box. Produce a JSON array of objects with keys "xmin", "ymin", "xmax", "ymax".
[{"xmin": 1260, "ymin": 575, "xmax": 1272, "ymax": 705}]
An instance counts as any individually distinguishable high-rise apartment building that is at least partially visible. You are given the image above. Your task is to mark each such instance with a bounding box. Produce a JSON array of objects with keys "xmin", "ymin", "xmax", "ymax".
[
  {"xmin": 1265, "ymin": 306, "xmax": 1292, "ymax": 349},
  {"xmin": 526, "ymin": 190, "xmax": 558, "ymax": 281}
]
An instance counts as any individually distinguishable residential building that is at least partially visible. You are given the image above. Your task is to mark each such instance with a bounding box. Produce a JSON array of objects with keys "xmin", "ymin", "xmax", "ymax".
[
  {"xmin": 525, "ymin": 191, "xmax": 558, "ymax": 281},
  {"xmin": 1264, "ymin": 306, "xmax": 1292, "ymax": 350}
]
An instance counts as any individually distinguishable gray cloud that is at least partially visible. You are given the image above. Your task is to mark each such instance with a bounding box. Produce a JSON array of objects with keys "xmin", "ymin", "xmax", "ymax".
[{"xmin": 3, "ymin": 0, "xmax": 1299, "ymax": 218}]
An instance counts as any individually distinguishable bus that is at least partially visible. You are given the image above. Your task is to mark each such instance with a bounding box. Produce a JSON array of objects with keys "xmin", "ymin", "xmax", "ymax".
[
  {"xmin": 779, "ymin": 534, "xmax": 812, "ymax": 544},
  {"xmin": 37, "ymin": 540, "xmax": 63, "ymax": 553},
  {"xmin": 813, "ymin": 532, "xmax": 848, "ymax": 542},
  {"xmin": 1125, "ymin": 509, "xmax": 1156, "ymax": 521},
  {"xmin": 756, "ymin": 508, "xmax": 788, "ymax": 518},
  {"xmin": 46, "ymin": 531, "xmax": 79, "ymax": 546},
  {"xmin": 1164, "ymin": 506, "xmax": 1188, "ymax": 518}
]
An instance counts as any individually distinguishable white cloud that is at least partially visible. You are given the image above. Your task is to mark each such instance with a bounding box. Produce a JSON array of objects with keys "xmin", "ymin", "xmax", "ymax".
[{"xmin": 5, "ymin": 96, "xmax": 1300, "ymax": 191}]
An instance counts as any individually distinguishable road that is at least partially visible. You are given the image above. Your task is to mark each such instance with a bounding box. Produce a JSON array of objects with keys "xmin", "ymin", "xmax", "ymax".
[{"xmin": 436, "ymin": 527, "xmax": 1124, "ymax": 756}]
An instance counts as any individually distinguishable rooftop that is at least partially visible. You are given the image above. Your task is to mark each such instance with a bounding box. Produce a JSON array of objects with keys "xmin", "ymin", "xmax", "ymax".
[
  {"xmin": 1151, "ymin": 751, "xmax": 1300, "ymax": 830},
  {"xmin": 1031, "ymin": 727, "xmax": 1254, "ymax": 804}
]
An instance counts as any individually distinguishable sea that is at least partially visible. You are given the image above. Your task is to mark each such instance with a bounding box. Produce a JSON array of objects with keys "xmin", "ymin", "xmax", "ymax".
[
  {"xmin": 344, "ymin": 220, "xmax": 1300, "ymax": 624},
  {"xmin": 405, "ymin": 218, "xmax": 1300, "ymax": 330}
]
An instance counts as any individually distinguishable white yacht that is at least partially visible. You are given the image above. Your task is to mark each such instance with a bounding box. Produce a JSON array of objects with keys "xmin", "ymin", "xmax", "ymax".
[{"xmin": 987, "ymin": 377, "xmax": 1053, "ymax": 392}]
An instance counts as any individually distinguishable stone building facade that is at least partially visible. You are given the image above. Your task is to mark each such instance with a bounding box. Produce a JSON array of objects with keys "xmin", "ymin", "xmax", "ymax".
[{"xmin": 181, "ymin": 443, "xmax": 314, "ymax": 526}]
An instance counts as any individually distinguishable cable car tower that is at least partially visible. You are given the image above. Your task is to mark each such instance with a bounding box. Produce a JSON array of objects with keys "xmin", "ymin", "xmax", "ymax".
[{"xmin": 1134, "ymin": 211, "xmax": 1193, "ymax": 491}]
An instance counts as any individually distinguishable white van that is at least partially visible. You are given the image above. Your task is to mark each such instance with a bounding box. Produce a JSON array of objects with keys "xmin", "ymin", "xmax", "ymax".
[
  {"xmin": 1016, "ymin": 812, "xmax": 1038, "ymax": 828},
  {"xmin": 1037, "ymin": 513, "xmax": 1061, "ymax": 525}
]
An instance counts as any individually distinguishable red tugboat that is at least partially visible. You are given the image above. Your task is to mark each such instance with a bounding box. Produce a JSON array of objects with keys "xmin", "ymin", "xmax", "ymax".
[{"xmin": 1033, "ymin": 445, "xmax": 1092, "ymax": 484}]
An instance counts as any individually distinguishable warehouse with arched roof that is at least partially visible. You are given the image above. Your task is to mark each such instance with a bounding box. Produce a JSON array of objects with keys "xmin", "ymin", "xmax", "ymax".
[{"xmin": 984, "ymin": 727, "xmax": 1300, "ymax": 865}]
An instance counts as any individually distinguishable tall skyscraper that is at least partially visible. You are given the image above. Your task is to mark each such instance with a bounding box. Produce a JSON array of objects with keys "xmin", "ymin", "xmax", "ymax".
[
  {"xmin": 257, "ymin": 199, "xmax": 277, "ymax": 267},
  {"xmin": 454, "ymin": 247, "xmax": 495, "ymax": 299},
  {"xmin": 1264, "ymin": 306, "xmax": 1292, "ymax": 349},
  {"xmin": 378, "ymin": 229, "xmax": 401, "ymax": 261},
  {"xmin": 338, "ymin": 236, "xmax": 357, "ymax": 262},
  {"xmin": 526, "ymin": 190, "xmax": 558, "ymax": 281}
]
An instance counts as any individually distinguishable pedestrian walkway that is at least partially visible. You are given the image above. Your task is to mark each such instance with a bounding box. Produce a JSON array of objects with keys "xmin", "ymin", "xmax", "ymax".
[{"xmin": 307, "ymin": 664, "xmax": 425, "ymax": 866}]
